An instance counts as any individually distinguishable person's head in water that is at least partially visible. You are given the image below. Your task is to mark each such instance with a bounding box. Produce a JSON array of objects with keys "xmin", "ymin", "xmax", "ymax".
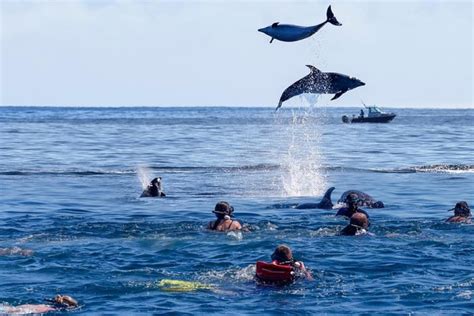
[
  {"xmin": 346, "ymin": 193, "xmax": 360, "ymax": 210},
  {"xmin": 46, "ymin": 295, "xmax": 78, "ymax": 309},
  {"xmin": 340, "ymin": 212, "xmax": 369, "ymax": 236},
  {"xmin": 271, "ymin": 245, "xmax": 293, "ymax": 264},
  {"xmin": 213, "ymin": 201, "xmax": 234, "ymax": 220},
  {"xmin": 350, "ymin": 212, "xmax": 369, "ymax": 229},
  {"xmin": 451, "ymin": 201, "xmax": 471, "ymax": 217},
  {"xmin": 208, "ymin": 201, "xmax": 242, "ymax": 231},
  {"xmin": 447, "ymin": 201, "xmax": 471, "ymax": 223}
]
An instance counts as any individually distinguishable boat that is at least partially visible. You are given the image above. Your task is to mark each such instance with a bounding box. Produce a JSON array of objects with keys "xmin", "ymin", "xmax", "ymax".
[{"xmin": 342, "ymin": 106, "xmax": 396, "ymax": 123}]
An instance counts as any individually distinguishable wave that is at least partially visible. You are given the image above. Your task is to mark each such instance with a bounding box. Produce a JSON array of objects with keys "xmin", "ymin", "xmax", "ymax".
[
  {"xmin": 0, "ymin": 164, "xmax": 472, "ymax": 176},
  {"xmin": 0, "ymin": 164, "xmax": 280, "ymax": 176},
  {"xmin": 375, "ymin": 164, "xmax": 474, "ymax": 174}
]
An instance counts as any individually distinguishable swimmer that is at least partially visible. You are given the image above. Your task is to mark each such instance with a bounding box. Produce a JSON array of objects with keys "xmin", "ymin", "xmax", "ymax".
[
  {"xmin": 0, "ymin": 294, "xmax": 78, "ymax": 314},
  {"xmin": 141, "ymin": 177, "xmax": 166, "ymax": 197},
  {"xmin": 207, "ymin": 201, "xmax": 242, "ymax": 231},
  {"xmin": 446, "ymin": 201, "xmax": 471, "ymax": 223},
  {"xmin": 270, "ymin": 245, "xmax": 313, "ymax": 280},
  {"xmin": 336, "ymin": 193, "xmax": 370, "ymax": 219},
  {"xmin": 340, "ymin": 212, "xmax": 370, "ymax": 236}
]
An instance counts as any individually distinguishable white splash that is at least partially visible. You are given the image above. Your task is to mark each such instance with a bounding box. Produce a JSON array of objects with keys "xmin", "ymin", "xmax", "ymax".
[
  {"xmin": 137, "ymin": 165, "xmax": 152, "ymax": 190},
  {"xmin": 278, "ymin": 102, "xmax": 327, "ymax": 197}
]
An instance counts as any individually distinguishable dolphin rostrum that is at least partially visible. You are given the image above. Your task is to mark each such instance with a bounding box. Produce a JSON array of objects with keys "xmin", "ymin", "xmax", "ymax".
[
  {"xmin": 258, "ymin": 5, "xmax": 341, "ymax": 43},
  {"xmin": 276, "ymin": 65, "xmax": 365, "ymax": 111}
]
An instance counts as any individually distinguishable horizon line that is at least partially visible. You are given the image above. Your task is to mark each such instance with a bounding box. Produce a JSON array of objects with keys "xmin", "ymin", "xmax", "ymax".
[{"xmin": 0, "ymin": 104, "xmax": 473, "ymax": 110}]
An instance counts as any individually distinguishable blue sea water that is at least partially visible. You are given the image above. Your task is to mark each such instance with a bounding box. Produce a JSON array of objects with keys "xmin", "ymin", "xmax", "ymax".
[{"xmin": 0, "ymin": 106, "xmax": 472, "ymax": 314}]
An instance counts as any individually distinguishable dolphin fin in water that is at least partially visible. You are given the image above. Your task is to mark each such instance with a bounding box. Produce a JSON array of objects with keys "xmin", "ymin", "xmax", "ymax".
[
  {"xmin": 315, "ymin": 186, "xmax": 335, "ymax": 209},
  {"xmin": 272, "ymin": 22, "xmax": 280, "ymax": 28},
  {"xmin": 331, "ymin": 89, "xmax": 348, "ymax": 100},
  {"xmin": 294, "ymin": 186, "xmax": 335, "ymax": 209},
  {"xmin": 326, "ymin": 5, "xmax": 342, "ymax": 26}
]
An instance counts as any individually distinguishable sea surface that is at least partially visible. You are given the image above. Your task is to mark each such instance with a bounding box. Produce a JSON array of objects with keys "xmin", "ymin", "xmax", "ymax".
[{"xmin": 0, "ymin": 106, "xmax": 473, "ymax": 315}]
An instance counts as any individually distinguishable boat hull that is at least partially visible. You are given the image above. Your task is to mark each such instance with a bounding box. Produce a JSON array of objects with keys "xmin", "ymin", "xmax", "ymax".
[{"xmin": 342, "ymin": 114, "xmax": 396, "ymax": 123}]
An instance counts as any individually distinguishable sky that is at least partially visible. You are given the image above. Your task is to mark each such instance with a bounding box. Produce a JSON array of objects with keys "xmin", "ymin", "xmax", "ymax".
[{"xmin": 0, "ymin": 0, "xmax": 472, "ymax": 108}]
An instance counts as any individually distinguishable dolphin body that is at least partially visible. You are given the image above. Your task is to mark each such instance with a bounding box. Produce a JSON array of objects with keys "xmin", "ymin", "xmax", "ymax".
[
  {"xmin": 276, "ymin": 65, "xmax": 365, "ymax": 111},
  {"xmin": 295, "ymin": 187, "xmax": 335, "ymax": 209},
  {"xmin": 258, "ymin": 6, "xmax": 342, "ymax": 43},
  {"xmin": 295, "ymin": 187, "xmax": 384, "ymax": 210},
  {"xmin": 338, "ymin": 190, "xmax": 385, "ymax": 208}
]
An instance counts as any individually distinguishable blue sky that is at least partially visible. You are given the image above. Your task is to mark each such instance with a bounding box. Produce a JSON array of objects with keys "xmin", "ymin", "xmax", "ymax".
[{"xmin": 1, "ymin": 0, "xmax": 472, "ymax": 108}]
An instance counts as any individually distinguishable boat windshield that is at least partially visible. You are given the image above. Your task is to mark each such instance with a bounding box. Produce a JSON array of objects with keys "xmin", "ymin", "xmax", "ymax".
[{"xmin": 368, "ymin": 106, "xmax": 382, "ymax": 114}]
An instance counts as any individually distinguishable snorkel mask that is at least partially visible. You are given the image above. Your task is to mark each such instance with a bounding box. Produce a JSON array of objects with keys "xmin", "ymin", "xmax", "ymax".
[{"xmin": 212, "ymin": 201, "xmax": 234, "ymax": 219}]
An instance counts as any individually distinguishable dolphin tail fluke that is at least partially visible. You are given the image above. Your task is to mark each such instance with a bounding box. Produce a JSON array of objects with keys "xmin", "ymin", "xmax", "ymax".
[
  {"xmin": 326, "ymin": 5, "xmax": 342, "ymax": 26},
  {"xmin": 275, "ymin": 100, "xmax": 283, "ymax": 111}
]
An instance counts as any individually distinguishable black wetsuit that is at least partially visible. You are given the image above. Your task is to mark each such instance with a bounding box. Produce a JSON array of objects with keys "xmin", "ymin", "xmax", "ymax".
[
  {"xmin": 340, "ymin": 225, "xmax": 363, "ymax": 236},
  {"xmin": 336, "ymin": 207, "xmax": 369, "ymax": 219}
]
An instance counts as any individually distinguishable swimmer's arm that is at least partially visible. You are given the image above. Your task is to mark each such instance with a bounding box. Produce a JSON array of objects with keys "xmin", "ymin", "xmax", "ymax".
[
  {"xmin": 233, "ymin": 221, "xmax": 242, "ymax": 230},
  {"xmin": 297, "ymin": 261, "xmax": 314, "ymax": 281}
]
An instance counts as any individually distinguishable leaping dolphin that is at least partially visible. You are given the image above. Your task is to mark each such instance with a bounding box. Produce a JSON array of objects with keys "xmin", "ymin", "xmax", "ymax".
[
  {"xmin": 276, "ymin": 65, "xmax": 365, "ymax": 111},
  {"xmin": 258, "ymin": 5, "xmax": 341, "ymax": 43}
]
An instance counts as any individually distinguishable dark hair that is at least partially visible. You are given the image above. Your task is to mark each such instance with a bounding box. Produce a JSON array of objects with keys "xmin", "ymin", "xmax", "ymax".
[
  {"xmin": 454, "ymin": 201, "xmax": 471, "ymax": 217},
  {"xmin": 345, "ymin": 193, "xmax": 359, "ymax": 204},
  {"xmin": 212, "ymin": 201, "xmax": 234, "ymax": 230},
  {"xmin": 271, "ymin": 245, "xmax": 293, "ymax": 263}
]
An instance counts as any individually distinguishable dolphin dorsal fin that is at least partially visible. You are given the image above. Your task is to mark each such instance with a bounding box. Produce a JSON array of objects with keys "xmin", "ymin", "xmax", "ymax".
[
  {"xmin": 271, "ymin": 22, "xmax": 280, "ymax": 28},
  {"xmin": 306, "ymin": 65, "xmax": 321, "ymax": 74}
]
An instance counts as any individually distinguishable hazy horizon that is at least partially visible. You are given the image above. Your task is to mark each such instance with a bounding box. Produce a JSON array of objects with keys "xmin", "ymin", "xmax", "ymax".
[{"xmin": 1, "ymin": 1, "xmax": 472, "ymax": 108}]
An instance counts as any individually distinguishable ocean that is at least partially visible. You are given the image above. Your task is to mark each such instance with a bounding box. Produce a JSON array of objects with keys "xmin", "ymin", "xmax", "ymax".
[{"xmin": 0, "ymin": 106, "xmax": 472, "ymax": 314}]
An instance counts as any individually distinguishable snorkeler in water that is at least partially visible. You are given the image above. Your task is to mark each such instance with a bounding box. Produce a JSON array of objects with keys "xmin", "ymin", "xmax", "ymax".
[
  {"xmin": 446, "ymin": 201, "xmax": 471, "ymax": 223},
  {"xmin": 141, "ymin": 177, "xmax": 166, "ymax": 197},
  {"xmin": 0, "ymin": 294, "xmax": 78, "ymax": 314},
  {"xmin": 207, "ymin": 201, "xmax": 242, "ymax": 231},
  {"xmin": 270, "ymin": 245, "xmax": 313, "ymax": 280},
  {"xmin": 336, "ymin": 193, "xmax": 370, "ymax": 219},
  {"xmin": 340, "ymin": 212, "xmax": 370, "ymax": 236}
]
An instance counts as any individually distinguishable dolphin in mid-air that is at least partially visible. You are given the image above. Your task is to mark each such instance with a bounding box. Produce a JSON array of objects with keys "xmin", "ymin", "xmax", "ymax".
[
  {"xmin": 276, "ymin": 65, "xmax": 365, "ymax": 111},
  {"xmin": 258, "ymin": 5, "xmax": 341, "ymax": 43}
]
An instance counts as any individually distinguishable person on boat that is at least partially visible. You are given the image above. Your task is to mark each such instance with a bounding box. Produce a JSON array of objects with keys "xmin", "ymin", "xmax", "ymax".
[
  {"xmin": 446, "ymin": 201, "xmax": 471, "ymax": 223},
  {"xmin": 0, "ymin": 295, "xmax": 78, "ymax": 314},
  {"xmin": 207, "ymin": 201, "xmax": 242, "ymax": 231},
  {"xmin": 336, "ymin": 193, "xmax": 370, "ymax": 219},
  {"xmin": 270, "ymin": 245, "xmax": 313, "ymax": 280},
  {"xmin": 360, "ymin": 109, "xmax": 364, "ymax": 118},
  {"xmin": 340, "ymin": 212, "xmax": 370, "ymax": 236},
  {"xmin": 141, "ymin": 177, "xmax": 166, "ymax": 197}
]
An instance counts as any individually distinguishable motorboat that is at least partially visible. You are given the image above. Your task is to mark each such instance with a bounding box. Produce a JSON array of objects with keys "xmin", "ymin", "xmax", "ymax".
[{"xmin": 342, "ymin": 106, "xmax": 396, "ymax": 123}]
